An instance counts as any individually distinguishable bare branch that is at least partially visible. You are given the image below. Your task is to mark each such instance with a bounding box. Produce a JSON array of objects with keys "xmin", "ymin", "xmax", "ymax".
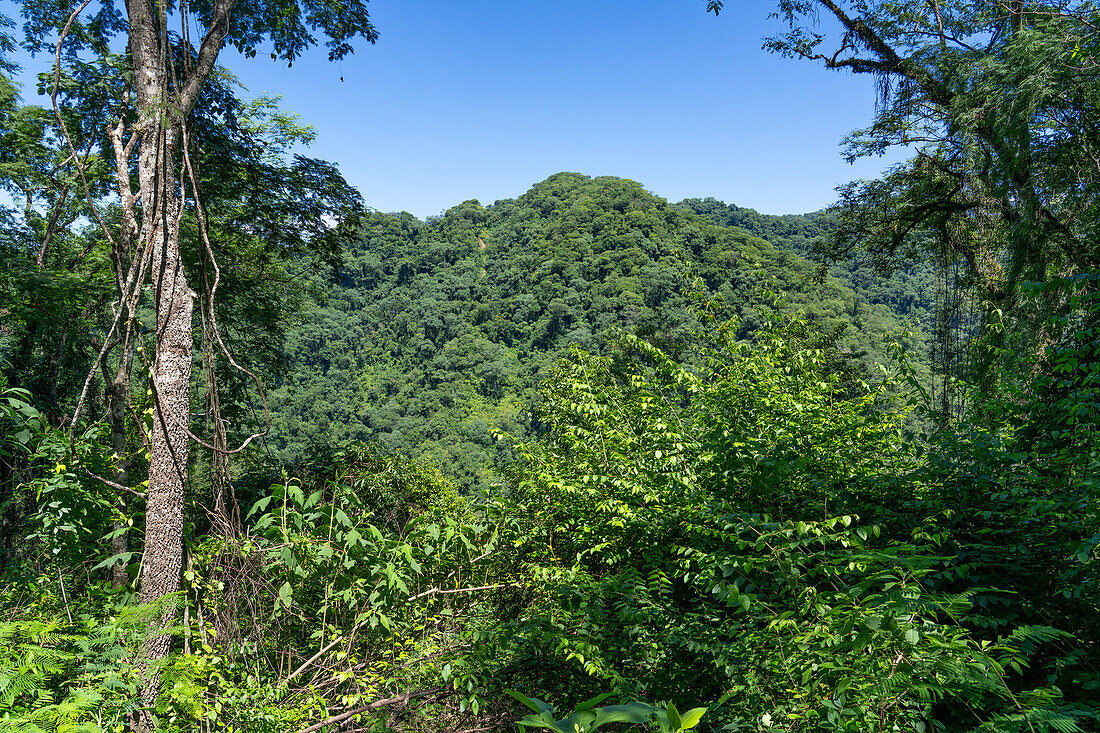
[
  {"xmin": 81, "ymin": 466, "xmax": 147, "ymax": 499},
  {"xmin": 407, "ymin": 582, "xmax": 517, "ymax": 602},
  {"xmin": 51, "ymin": 0, "xmax": 117, "ymax": 253},
  {"xmin": 297, "ymin": 688, "xmax": 446, "ymax": 733},
  {"xmin": 178, "ymin": 0, "xmax": 237, "ymax": 115}
]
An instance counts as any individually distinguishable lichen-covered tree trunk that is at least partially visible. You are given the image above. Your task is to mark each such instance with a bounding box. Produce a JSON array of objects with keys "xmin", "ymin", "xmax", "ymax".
[
  {"xmin": 140, "ymin": 191, "xmax": 193, "ymax": 645},
  {"xmin": 126, "ymin": 0, "xmax": 195, "ymax": 716},
  {"xmin": 136, "ymin": 142, "xmax": 193, "ymax": 716}
]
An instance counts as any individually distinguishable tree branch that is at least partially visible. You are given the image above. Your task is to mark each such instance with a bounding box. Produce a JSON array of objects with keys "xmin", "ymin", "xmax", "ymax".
[
  {"xmin": 297, "ymin": 688, "xmax": 445, "ymax": 733},
  {"xmin": 813, "ymin": 0, "xmax": 954, "ymax": 107},
  {"xmin": 178, "ymin": 0, "xmax": 236, "ymax": 115}
]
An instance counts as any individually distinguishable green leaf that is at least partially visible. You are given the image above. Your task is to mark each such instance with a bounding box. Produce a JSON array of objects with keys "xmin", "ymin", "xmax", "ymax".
[
  {"xmin": 678, "ymin": 707, "xmax": 707, "ymax": 730},
  {"xmin": 506, "ymin": 690, "xmax": 554, "ymax": 716},
  {"xmin": 287, "ymin": 484, "xmax": 305, "ymax": 505},
  {"xmin": 667, "ymin": 702, "xmax": 682, "ymax": 731},
  {"xmin": 247, "ymin": 495, "xmax": 274, "ymax": 519},
  {"xmin": 558, "ymin": 711, "xmax": 597, "ymax": 731},
  {"xmin": 593, "ymin": 703, "xmax": 656, "ymax": 726},
  {"xmin": 574, "ymin": 692, "xmax": 615, "ymax": 711},
  {"xmin": 517, "ymin": 713, "xmax": 566, "ymax": 732}
]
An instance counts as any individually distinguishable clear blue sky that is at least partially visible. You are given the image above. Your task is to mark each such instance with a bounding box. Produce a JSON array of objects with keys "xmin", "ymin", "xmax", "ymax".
[
  {"xmin": 19, "ymin": 0, "xmax": 904, "ymax": 219},
  {"xmin": 214, "ymin": 0, "xmax": 904, "ymax": 218}
]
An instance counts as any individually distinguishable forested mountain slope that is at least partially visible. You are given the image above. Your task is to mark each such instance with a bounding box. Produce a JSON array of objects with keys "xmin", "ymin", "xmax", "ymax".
[
  {"xmin": 269, "ymin": 173, "xmax": 931, "ymax": 489},
  {"xmin": 678, "ymin": 197, "xmax": 936, "ymax": 327}
]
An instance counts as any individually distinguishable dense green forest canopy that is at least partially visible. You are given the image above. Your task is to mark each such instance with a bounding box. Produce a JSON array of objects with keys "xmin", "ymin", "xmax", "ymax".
[
  {"xmin": 1, "ymin": 1, "xmax": 1098, "ymax": 732},
  {"xmin": 676, "ymin": 198, "xmax": 935, "ymax": 322},
  {"xmin": 269, "ymin": 173, "xmax": 933, "ymax": 491}
]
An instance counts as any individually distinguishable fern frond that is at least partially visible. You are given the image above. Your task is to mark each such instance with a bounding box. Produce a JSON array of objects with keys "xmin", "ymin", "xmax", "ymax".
[
  {"xmin": 1002, "ymin": 625, "xmax": 1071, "ymax": 647},
  {"xmin": 0, "ymin": 670, "xmax": 44, "ymax": 707}
]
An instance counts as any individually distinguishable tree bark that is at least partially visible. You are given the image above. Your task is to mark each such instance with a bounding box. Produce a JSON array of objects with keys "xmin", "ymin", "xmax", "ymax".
[
  {"xmin": 134, "ymin": 128, "xmax": 194, "ymax": 725},
  {"xmin": 126, "ymin": 0, "xmax": 195, "ymax": 718}
]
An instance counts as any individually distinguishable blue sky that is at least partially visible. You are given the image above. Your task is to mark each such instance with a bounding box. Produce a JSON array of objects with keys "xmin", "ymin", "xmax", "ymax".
[
  {"xmin": 213, "ymin": 0, "xmax": 906, "ymax": 218},
  {"xmin": 17, "ymin": 0, "xmax": 905, "ymax": 219}
]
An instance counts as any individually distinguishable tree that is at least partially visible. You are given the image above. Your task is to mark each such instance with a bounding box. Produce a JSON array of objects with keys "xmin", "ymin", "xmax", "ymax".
[
  {"xmin": 17, "ymin": 0, "xmax": 377, "ymax": 718},
  {"xmin": 708, "ymin": 0, "xmax": 1100, "ymax": 415}
]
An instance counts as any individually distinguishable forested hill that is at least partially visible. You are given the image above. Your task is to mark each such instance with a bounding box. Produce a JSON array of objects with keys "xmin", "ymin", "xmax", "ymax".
[
  {"xmin": 678, "ymin": 197, "xmax": 936, "ymax": 327},
  {"xmin": 269, "ymin": 172, "xmax": 931, "ymax": 489}
]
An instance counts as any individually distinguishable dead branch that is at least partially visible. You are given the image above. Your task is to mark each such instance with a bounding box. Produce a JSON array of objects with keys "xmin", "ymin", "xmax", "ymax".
[{"xmin": 297, "ymin": 688, "xmax": 445, "ymax": 733}]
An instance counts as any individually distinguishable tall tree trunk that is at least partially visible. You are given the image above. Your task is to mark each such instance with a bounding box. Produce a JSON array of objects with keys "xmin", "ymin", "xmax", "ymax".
[
  {"xmin": 142, "ymin": 189, "xmax": 193, "ymax": 620},
  {"xmin": 134, "ymin": 125, "xmax": 194, "ymax": 722},
  {"xmin": 127, "ymin": 0, "xmax": 195, "ymax": 718}
]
